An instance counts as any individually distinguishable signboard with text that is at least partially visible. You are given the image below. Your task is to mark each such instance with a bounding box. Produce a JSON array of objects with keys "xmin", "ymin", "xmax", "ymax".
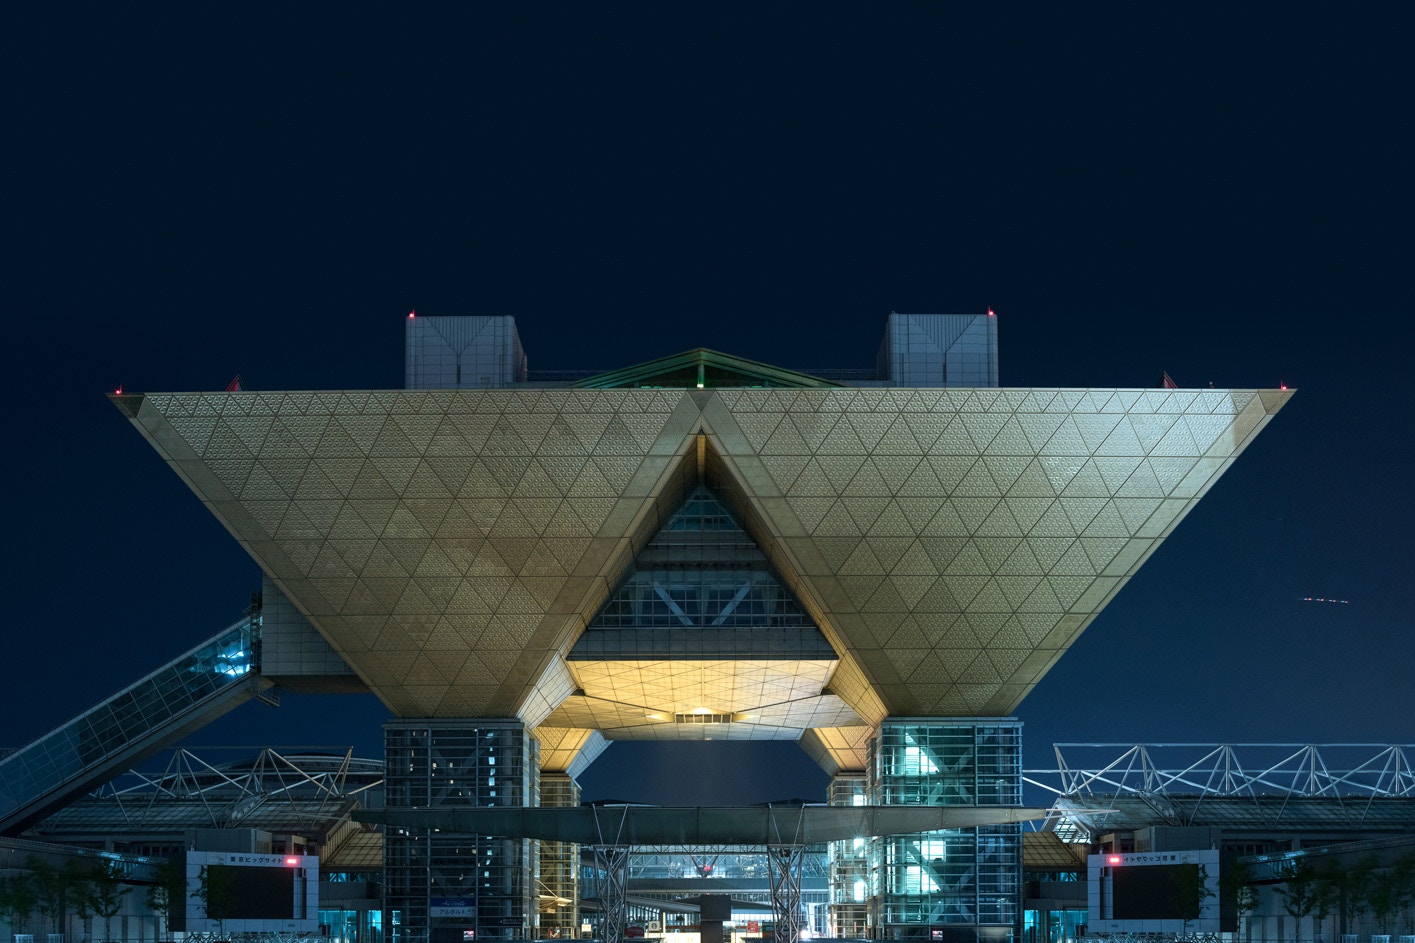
[{"xmin": 430, "ymin": 899, "xmax": 476, "ymax": 919}]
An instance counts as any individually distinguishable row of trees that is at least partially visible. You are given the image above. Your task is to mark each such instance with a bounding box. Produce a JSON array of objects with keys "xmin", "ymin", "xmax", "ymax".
[
  {"xmin": 1235, "ymin": 855, "xmax": 1415, "ymax": 942},
  {"xmin": 0, "ymin": 857, "xmax": 184, "ymax": 943}
]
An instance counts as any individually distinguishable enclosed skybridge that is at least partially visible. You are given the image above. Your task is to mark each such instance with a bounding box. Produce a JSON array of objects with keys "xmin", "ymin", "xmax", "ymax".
[{"xmin": 0, "ymin": 614, "xmax": 274, "ymax": 835}]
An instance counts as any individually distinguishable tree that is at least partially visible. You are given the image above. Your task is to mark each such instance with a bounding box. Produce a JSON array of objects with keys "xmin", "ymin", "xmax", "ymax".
[
  {"xmin": 0, "ymin": 874, "xmax": 38, "ymax": 937},
  {"xmin": 1397, "ymin": 855, "xmax": 1415, "ymax": 935},
  {"xmin": 1171, "ymin": 863, "xmax": 1214, "ymax": 940},
  {"xmin": 1366, "ymin": 857, "xmax": 1415, "ymax": 936},
  {"xmin": 25, "ymin": 856, "xmax": 99, "ymax": 941},
  {"xmin": 190, "ymin": 865, "xmax": 236, "ymax": 937},
  {"xmin": 143, "ymin": 860, "xmax": 183, "ymax": 943},
  {"xmin": 1276, "ymin": 860, "xmax": 1324, "ymax": 943},
  {"xmin": 1222, "ymin": 860, "xmax": 1258, "ymax": 942},
  {"xmin": 87, "ymin": 863, "xmax": 130, "ymax": 943},
  {"xmin": 1320, "ymin": 859, "xmax": 1371, "ymax": 937},
  {"xmin": 1312, "ymin": 874, "xmax": 1336, "ymax": 943},
  {"xmin": 62, "ymin": 862, "xmax": 93, "ymax": 940},
  {"xmin": 29, "ymin": 857, "xmax": 66, "ymax": 937}
]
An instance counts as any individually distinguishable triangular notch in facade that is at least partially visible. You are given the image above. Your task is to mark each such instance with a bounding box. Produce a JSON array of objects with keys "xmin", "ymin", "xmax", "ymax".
[{"xmin": 571, "ymin": 481, "xmax": 836, "ymax": 660}]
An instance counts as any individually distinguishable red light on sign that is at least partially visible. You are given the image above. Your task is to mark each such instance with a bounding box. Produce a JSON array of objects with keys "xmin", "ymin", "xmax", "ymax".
[
  {"xmin": 285, "ymin": 857, "xmax": 299, "ymax": 866},
  {"xmin": 1107, "ymin": 855, "xmax": 1122, "ymax": 865}
]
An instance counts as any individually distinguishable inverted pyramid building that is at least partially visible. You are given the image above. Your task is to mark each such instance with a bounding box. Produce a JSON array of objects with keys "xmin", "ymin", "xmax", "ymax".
[{"xmin": 114, "ymin": 371, "xmax": 1290, "ymax": 773}]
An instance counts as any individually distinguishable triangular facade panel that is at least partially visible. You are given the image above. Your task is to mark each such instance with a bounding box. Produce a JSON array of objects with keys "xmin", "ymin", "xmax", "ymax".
[{"xmin": 119, "ymin": 379, "xmax": 1290, "ymax": 745}]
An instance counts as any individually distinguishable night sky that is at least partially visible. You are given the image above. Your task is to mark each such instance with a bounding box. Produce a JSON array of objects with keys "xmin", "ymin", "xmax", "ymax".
[{"xmin": 6, "ymin": 9, "xmax": 1410, "ymax": 806}]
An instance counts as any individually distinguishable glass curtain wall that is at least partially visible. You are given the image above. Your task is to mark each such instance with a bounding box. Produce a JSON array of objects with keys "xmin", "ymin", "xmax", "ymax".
[
  {"xmin": 319, "ymin": 906, "xmax": 384, "ymax": 943},
  {"xmin": 1022, "ymin": 908, "xmax": 1086, "ymax": 943},
  {"xmin": 384, "ymin": 720, "xmax": 535, "ymax": 943},
  {"xmin": 866, "ymin": 720, "xmax": 1022, "ymax": 942},
  {"xmin": 829, "ymin": 774, "xmax": 870, "ymax": 938},
  {"xmin": 539, "ymin": 773, "xmax": 580, "ymax": 936}
]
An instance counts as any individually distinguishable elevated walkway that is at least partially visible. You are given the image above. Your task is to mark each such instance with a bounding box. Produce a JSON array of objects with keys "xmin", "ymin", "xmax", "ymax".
[{"xmin": 0, "ymin": 614, "xmax": 275, "ymax": 835}]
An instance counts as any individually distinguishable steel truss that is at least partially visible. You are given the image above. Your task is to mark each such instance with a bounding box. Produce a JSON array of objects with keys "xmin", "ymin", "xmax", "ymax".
[
  {"xmin": 71, "ymin": 747, "xmax": 381, "ymax": 829},
  {"xmin": 1024, "ymin": 743, "xmax": 1415, "ymax": 839},
  {"xmin": 765, "ymin": 803, "xmax": 810, "ymax": 943},
  {"xmin": 766, "ymin": 844, "xmax": 807, "ymax": 943},
  {"xmin": 587, "ymin": 806, "xmax": 818, "ymax": 943},
  {"xmin": 1029, "ymin": 744, "xmax": 1415, "ymax": 799},
  {"xmin": 591, "ymin": 805, "xmax": 633, "ymax": 943}
]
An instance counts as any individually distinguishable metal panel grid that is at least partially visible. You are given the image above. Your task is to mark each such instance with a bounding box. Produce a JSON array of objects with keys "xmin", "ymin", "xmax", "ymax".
[{"xmin": 120, "ymin": 382, "xmax": 1291, "ymax": 733}]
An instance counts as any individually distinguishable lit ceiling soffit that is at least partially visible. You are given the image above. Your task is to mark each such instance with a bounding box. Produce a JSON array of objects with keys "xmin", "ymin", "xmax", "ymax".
[
  {"xmin": 546, "ymin": 443, "xmax": 866, "ymax": 741},
  {"xmin": 572, "ymin": 348, "xmax": 843, "ymax": 390}
]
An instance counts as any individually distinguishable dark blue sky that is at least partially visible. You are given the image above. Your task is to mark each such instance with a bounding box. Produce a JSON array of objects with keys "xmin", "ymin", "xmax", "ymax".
[{"xmin": 5, "ymin": 8, "xmax": 1410, "ymax": 804}]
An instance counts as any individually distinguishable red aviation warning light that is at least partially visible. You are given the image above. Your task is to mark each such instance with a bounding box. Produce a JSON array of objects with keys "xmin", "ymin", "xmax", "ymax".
[
  {"xmin": 408, "ymin": 310, "xmax": 416, "ymax": 319},
  {"xmin": 986, "ymin": 307, "xmax": 995, "ymax": 317}
]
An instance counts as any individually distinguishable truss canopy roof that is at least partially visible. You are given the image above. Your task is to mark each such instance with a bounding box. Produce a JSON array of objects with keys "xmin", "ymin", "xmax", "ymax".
[{"xmin": 114, "ymin": 381, "xmax": 1290, "ymax": 771}]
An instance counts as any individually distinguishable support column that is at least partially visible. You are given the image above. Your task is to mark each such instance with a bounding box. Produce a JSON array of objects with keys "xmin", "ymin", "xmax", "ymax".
[
  {"xmin": 827, "ymin": 773, "xmax": 869, "ymax": 938},
  {"xmin": 538, "ymin": 773, "xmax": 580, "ymax": 937},
  {"xmin": 591, "ymin": 845, "xmax": 630, "ymax": 943},
  {"xmin": 867, "ymin": 718, "xmax": 1023, "ymax": 943},
  {"xmin": 766, "ymin": 843, "xmax": 807, "ymax": 943},
  {"xmin": 384, "ymin": 720, "xmax": 536, "ymax": 943},
  {"xmin": 588, "ymin": 803, "xmax": 634, "ymax": 943}
]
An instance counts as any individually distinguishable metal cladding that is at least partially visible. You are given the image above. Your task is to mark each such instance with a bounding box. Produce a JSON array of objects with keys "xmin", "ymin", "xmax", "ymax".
[{"xmin": 114, "ymin": 385, "xmax": 1291, "ymax": 771}]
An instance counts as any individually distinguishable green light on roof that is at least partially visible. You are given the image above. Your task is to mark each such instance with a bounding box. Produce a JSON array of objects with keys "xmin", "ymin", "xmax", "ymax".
[{"xmin": 573, "ymin": 348, "xmax": 843, "ymax": 389}]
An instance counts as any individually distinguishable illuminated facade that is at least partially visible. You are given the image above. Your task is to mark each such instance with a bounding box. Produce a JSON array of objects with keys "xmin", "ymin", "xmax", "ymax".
[{"xmin": 108, "ymin": 313, "xmax": 1291, "ymax": 943}]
